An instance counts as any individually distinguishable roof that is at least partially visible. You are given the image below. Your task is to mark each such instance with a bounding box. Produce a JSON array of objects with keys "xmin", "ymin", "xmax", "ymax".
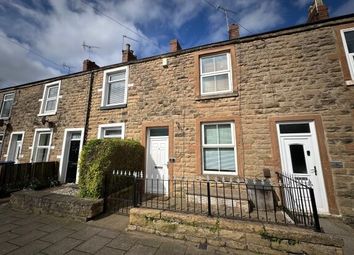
[{"xmin": 1, "ymin": 13, "xmax": 354, "ymax": 92}]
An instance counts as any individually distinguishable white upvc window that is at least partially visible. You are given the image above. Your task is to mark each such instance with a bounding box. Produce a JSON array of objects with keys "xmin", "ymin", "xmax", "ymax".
[
  {"xmin": 0, "ymin": 92, "xmax": 15, "ymax": 119},
  {"xmin": 98, "ymin": 123, "xmax": 125, "ymax": 139},
  {"xmin": 39, "ymin": 81, "xmax": 61, "ymax": 116},
  {"xmin": 0, "ymin": 133, "xmax": 3, "ymax": 155},
  {"xmin": 200, "ymin": 53, "xmax": 232, "ymax": 95},
  {"xmin": 31, "ymin": 129, "xmax": 53, "ymax": 162},
  {"xmin": 101, "ymin": 66, "xmax": 128, "ymax": 107},
  {"xmin": 202, "ymin": 122, "xmax": 237, "ymax": 175},
  {"xmin": 341, "ymin": 28, "xmax": 354, "ymax": 80}
]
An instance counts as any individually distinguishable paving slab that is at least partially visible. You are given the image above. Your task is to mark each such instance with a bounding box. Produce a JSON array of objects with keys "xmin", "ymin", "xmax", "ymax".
[
  {"xmin": 75, "ymin": 235, "xmax": 112, "ymax": 254},
  {"xmin": 11, "ymin": 222, "xmax": 46, "ymax": 234},
  {"xmin": 40, "ymin": 228, "xmax": 75, "ymax": 243},
  {"xmin": 0, "ymin": 241, "xmax": 19, "ymax": 255},
  {"xmin": 95, "ymin": 246, "xmax": 125, "ymax": 255},
  {"xmin": 7, "ymin": 240, "xmax": 51, "ymax": 255},
  {"xmin": 125, "ymin": 244, "xmax": 157, "ymax": 255},
  {"xmin": 0, "ymin": 232, "xmax": 19, "ymax": 243},
  {"xmin": 8, "ymin": 229, "xmax": 47, "ymax": 246},
  {"xmin": 42, "ymin": 237, "xmax": 82, "ymax": 255},
  {"xmin": 155, "ymin": 241, "xmax": 188, "ymax": 255},
  {"xmin": 69, "ymin": 226, "xmax": 102, "ymax": 240},
  {"xmin": 0, "ymin": 224, "xmax": 18, "ymax": 234},
  {"xmin": 106, "ymin": 234, "xmax": 138, "ymax": 251}
]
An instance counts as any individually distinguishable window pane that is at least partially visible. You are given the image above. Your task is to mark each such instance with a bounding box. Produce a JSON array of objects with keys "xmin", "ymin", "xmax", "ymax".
[
  {"xmin": 4, "ymin": 93, "xmax": 14, "ymax": 100},
  {"xmin": 214, "ymin": 54, "xmax": 228, "ymax": 71},
  {"xmin": 204, "ymin": 148, "xmax": 219, "ymax": 171},
  {"xmin": 38, "ymin": 133, "xmax": 50, "ymax": 146},
  {"xmin": 108, "ymin": 81, "xmax": 125, "ymax": 105},
  {"xmin": 219, "ymin": 148, "xmax": 235, "ymax": 171},
  {"xmin": 218, "ymin": 124, "xmax": 232, "ymax": 144},
  {"xmin": 0, "ymin": 134, "xmax": 3, "ymax": 141},
  {"xmin": 16, "ymin": 134, "xmax": 22, "ymax": 141},
  {"xmin": 215, "ymin": 74, "xmax": 229, "ymax": 91},
  {"xmin": 204, "ymin": 125, "xmax": 217, "ymax": 144},
  {"xmin": 1, "ymin": 101, "xmax": 12, "ymax": 117},
  {"xmin": 109, "ymin": 71, "xmax": 125, "ymax": 81},
  {"xmin": 45, "ymin": 99, "xmax": 56, "ymax": 112},
  {"xmin": 279, "ymin": 123, "xmax": 310, "ymax": 134},
  {"xmin": 71, "ymin": 132, "xmax": 81, "ymax": 140},
  {"xmin": 48, "ymin": 86, "xmax": 58, "ymax": 98},
  {"xmin": 36, "ymin": 148, "xmax": 48, "ymax": 162},
  {"xmin": 202, "ymin": 76, "xmax": 215, "ymax": 93},
  {"xmin": 104, "ymin": 128, "xmax": 122, "ymax": 137},
  {"xmin": 150, "ymin": 128, "xmax": 168, "ymax": 136},
  {"xmin": 201, "ymin": 57, "xmax": 214, "ymax": 73},
  {"xmin": 290, "ymin": 144, "xmax": 307, "ymax": 174},
  {"xmin": 344, "ymin": 30, "xmax": 354, "ymax": 53}
]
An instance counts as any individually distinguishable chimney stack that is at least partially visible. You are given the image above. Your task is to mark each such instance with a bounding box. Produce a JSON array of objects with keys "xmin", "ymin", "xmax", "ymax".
[
  {"xmin": 228, "ymin": 24, "xmax": 240, "ymax": 40},
  {"xmin": 82, "ymin": 59, "xmax": 99, "ymax": 71},
  {"xmin": 307, "ymin": 0, "xmax": 329, "ymax": 23},
  {"xmin": 169, "ymin": 39, "xmax": 182, "ymax": 52},
  {"xmin": 122, "ymin": 44, "xmax": 137, "ymax": 62}
]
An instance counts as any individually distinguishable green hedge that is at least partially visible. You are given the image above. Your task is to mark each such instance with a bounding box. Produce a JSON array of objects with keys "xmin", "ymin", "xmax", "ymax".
[{"xmin": 78, "ymin": 139, "xmax": 144, "ymax": 199}]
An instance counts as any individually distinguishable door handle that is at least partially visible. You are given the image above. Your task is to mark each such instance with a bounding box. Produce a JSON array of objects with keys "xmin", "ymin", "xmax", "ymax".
[
  {"xmin": 311, "ymin": 166, "xmax": 317, "ymax": 176},
  {"xmin": 154, "ymin": 166, "xmax": 163, "ymax": 169}
]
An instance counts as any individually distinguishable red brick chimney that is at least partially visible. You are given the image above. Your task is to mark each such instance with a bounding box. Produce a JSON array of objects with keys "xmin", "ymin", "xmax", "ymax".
[
  {"xmin": 228, "ymin": 24, "xmax": 239, "ymax": 40},
  {"xmin": 122, "ymin": 44, "xmax": 137, "ymax": 62},
  {"xmin": 169, "ymin": 39, "xmax": 182, "ymax": 52},
  {"xmin": 307, "ymin": 0, "xmax": 329, "ymax": 23},
  {"xmin": 82, "ymin": 59, "xmax": 99, "ymax": 71}
]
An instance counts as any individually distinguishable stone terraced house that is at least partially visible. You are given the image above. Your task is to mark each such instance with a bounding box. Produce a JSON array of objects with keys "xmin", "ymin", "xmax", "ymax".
[{"xmin": 0, "ymin": 1, "xmax": 353, "ymax": 224}]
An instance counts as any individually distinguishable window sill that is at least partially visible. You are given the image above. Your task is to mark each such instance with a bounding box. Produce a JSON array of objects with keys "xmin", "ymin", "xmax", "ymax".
[
  {"xmin": 196, "ymin": 92, "xmax": 239, "ymax": 101},
  {"xmin": 38, "ymin": 112, "xmax": 57, "ymax": 117},
  {"xmin": 0, "ymin": 117, "xmax": 10, "ymax": 121},
  {"xmin": 345, "ymin": 80, "xmax": 354, "ymax": 86},
  {"xmin": 100, "ymin": 104, "xmax": 127, "ymax": 110}
]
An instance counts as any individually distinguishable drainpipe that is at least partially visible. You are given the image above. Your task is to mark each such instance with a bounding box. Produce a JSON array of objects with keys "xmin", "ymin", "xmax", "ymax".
[{"xmin": 83, "ymin": 71, "xmax": 95, "ymax": 145}]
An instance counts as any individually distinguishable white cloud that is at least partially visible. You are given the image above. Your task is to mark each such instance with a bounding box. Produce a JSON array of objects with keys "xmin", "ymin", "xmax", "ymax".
[{"xmin": 293, "ymin": 0, "xmax": 311, "ymax": 8}]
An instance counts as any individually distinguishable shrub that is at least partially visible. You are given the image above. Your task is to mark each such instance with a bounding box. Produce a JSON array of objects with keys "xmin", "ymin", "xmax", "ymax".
[{"xmin": 78, "ymin": 138, "xmax": 144, "ymax": 199}]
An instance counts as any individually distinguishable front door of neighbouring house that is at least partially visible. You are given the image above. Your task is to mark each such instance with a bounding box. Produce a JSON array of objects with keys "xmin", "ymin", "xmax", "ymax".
[
  {"xmin": 146, "ymin": 128, "xmax": 169, "ymax": 194},
  {"xmin": 61, "ymin": 130, "xmax": 83, "ymax": 184},
  {"xmin": 7, "ymin": 133, "xmax": 23, "ymax": 163},
  {"xmin": 277, "ymin": 121, "xmax": 329, "ymax": 214}
]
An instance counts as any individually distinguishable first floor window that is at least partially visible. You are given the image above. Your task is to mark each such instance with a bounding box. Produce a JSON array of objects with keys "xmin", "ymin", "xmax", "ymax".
[
  {"xmin": 102, "ymin": 67, "xmax": 128, "ymax": 107},
  {"xmin": 98, "ymin": 123, "xmax": 125, "ymax": 139},
  {"xmin": 202, "ymin": 122, "xmax": 237, "ymax": 174},
  {"xmin": 200, "ymin": 53, "xmax": 232, "ymax": 95},
  {"xmin": 341, "ymin": 28, "xmax": 354, "ymax": 79},
  {"xmin": 40, "ymin": 81, "xmax": 60, "ymax": 115},
  {"xmin": 33, "ymin": 130, "xmax": 52, "ymax": 162},
  {"xmin": 0, "ymin": 93, "xmax": 15, "ymax": 119}
]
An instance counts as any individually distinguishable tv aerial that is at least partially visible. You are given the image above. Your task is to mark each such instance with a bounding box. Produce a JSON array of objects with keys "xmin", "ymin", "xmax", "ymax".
[{"xmin": 82, "ymin": 41, "xmax": 100, "ymax": 59}]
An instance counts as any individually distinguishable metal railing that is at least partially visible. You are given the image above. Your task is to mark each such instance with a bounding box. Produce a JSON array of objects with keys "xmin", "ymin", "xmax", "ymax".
[{"xmin": 103, "ymin": 170, "xmax": 321, "ymax": 231}]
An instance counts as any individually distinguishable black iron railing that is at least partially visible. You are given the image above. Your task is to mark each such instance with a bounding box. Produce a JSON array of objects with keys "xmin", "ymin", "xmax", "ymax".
[{"xmin": 103, "ymin": 170, "xmax": 321, "ymax": 231}]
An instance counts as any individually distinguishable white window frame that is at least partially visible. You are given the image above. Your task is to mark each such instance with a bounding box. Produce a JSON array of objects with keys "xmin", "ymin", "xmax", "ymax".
[
  {"xmin": 341, "ymin": 27, "xmax": 354, "ymax": 80},
  {"xmin": 0, "ymin": 92, "xmax": 15, "ymax": 119},
  {"xmin": 98, "ymin": 123, "xmax": 125, "ymax": 139},
  {"xmin": 101, "ymin": 66, "xmax": 129, "ymax": 107},
  {"xmin": 201, "ymin": 122, "xmax": 237, "ymax": 175},
  {"xmin": 38, "ymin": 81, "xmax": 61, "ymax": 116},
  {"xmin": 5, "ymin": 131, "xmax": 25, "ymax": 163},
  {"xmin": 200, "ymin": 53, "xmax": 233, "ymax": 96},
  {"xmin": 30, "ymin": 128, "xmax": 53, "ymax": 162}
]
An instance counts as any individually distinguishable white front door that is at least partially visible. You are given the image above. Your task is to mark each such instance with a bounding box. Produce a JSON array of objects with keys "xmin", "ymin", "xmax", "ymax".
[
  {"xmin": 7, "ymin": 133, "xmax": 24, "ymax": 164},
  {"xmin": 277, "ymin": 122, "xmax": 329, "ymax": 214},
  {"xmin": 146, "ymin": 128, "xmax": 169, "ymax": 194}
]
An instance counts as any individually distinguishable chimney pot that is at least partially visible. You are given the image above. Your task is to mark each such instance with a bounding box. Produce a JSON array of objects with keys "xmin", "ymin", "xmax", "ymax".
[
  {"xmin": 228, "ymin": 24, "xmax": 239, "ymax": 40},
  {"xmin": 169, "ymin": 39, "xmax": 182, "ymax": 52},
  {"xmin": 82, "ymin": 59, "xmax": 99, "ymax": 71},
  {"xmin": 122, "ymin": 44, "xmax": 137, "ymax": 62},
  {"xmin": 307, "ymin": 0, "xmax": 329, "ymax": 23}
]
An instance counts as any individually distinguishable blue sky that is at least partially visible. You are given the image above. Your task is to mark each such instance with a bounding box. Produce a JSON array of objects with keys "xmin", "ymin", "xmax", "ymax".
[{"xmin": 0, "ymin": 0, "xmax": 353, "ymax": 88}]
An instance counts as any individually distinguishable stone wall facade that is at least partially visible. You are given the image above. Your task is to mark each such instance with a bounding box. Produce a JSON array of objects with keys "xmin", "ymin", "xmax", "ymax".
[{"xmin": 0, "ymin": 16, "xmax": 353, "ymax": 222}]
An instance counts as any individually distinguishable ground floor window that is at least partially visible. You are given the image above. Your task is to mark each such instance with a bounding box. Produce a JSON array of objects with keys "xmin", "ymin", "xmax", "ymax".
[
  {"xmin": 98, "ymin": 123, "xmax": 125, "ymax": 139},
  {"xmin": 32, "ymin": 129, "xmax": 53, "ymax": 162},
  {"xmin": 202, "ymin": 122, "xmax": 237, "ymax": 174}
]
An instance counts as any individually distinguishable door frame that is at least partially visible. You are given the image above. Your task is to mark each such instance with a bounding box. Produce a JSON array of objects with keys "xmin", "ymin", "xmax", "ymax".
[
  {"xmin": 5, "ymin": 131, "xmax": 25, "ymax": 163},
  {"xmin": 142, "ymin": 121, "xmax": 174, "ymax": 179},
  {"xmin": 59, "ymin": 128, "xmax": 84, "ymax": 184},
  {"xmin": 270, "ymin": 115, "xmax": 338, "ymax": 215}
]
